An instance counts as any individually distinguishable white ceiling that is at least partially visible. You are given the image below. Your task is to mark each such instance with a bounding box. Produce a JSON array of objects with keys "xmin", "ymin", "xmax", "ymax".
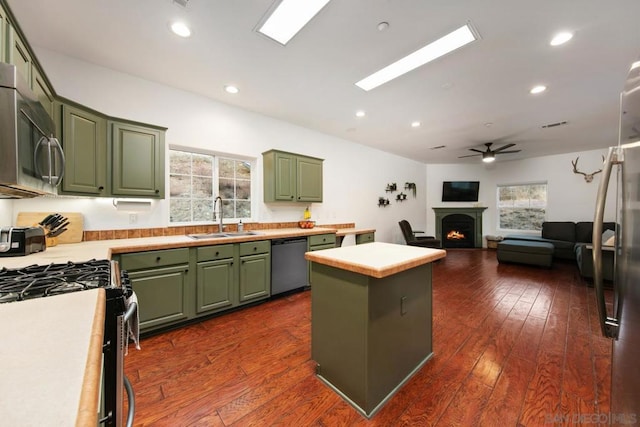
[{"xmin": 7, "ymin": 0, "xmax": 640, "ymax": 163}]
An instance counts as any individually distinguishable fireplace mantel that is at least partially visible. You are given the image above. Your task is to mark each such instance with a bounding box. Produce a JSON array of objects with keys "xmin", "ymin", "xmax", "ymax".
[{"xmin": 433, "ymin": 207, "xmax": 487, "ymax": 248}]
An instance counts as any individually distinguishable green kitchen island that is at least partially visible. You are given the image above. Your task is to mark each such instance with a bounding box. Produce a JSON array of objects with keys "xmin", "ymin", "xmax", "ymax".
[{"xmin": 305, "ymin": 242, "xmax": 446, "ymax": 418}]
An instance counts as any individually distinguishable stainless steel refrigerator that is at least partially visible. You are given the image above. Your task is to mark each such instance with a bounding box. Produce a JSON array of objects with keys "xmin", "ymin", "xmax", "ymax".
[{"xmin": 593, "ymin": 57, "xmax": 640, "ymax": 423}]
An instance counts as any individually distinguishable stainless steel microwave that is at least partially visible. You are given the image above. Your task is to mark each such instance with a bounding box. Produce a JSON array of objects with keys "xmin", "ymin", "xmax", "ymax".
[{"xmin": 0, "ymin": 62, "xmax": 64, "ymax": 198}]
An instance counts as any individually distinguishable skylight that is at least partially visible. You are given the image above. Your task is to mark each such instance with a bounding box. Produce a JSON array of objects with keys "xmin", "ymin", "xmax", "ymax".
[
  {"xmin": 355, "ymin": 24, "xmax": 478, "ymax": 91},
  {"xmin": 258, "ymin": 0, "xmax": 331, "ymax": 45}
]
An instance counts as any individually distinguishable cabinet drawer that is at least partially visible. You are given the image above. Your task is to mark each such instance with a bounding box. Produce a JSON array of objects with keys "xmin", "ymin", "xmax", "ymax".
[
  {"xmin": 239, "ymin": 240, "xmax": 271, "ymax": 256},
  {"xmin": 308, "ymin": 233, "xmax": 336, "ymax": 247},
  {"xmin": 197, "ymin": 244, "xmax": 234, "ymax": 261},
  {"xmin": 356, "ymin": 232, "xmax": 375, "ymax": 244},
  {"xmin": 119, "ymin": 248, "xmax": 190, "ymax": 271}
]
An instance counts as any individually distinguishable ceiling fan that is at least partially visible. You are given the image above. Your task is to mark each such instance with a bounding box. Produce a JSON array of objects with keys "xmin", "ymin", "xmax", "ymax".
[{"xmin": 458, "ymin": 142, "xmax": 521, "ymax": 163}]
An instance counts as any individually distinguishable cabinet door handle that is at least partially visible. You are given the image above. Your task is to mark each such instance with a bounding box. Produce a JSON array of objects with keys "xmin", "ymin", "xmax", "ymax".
[
  {"xmin": 155, "ymin": 256, "xmax": 161, "ymax": 262},
  {"xmin": 215, "ymin": 251, "xmax": 219, "ymax": 256},
  {"xmin": 290, "ymin": 195, "xmax": 294, "ymax": 199},
  {"xmin": 253, "ymin": 247, "xmax": 257, "ymax": 251},
  {"xmin": 155, "ymin": 189, "xmax": 160, "ymax": 194},
  {"xmin": 98, "ymin": 186, "xmax": 104, "ymax": 191}
]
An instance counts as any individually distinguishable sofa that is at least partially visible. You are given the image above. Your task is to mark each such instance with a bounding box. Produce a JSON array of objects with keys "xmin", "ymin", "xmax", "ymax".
[{"xmin": 499, "ymin": 221, "xmax": 615, "ymax": 281}]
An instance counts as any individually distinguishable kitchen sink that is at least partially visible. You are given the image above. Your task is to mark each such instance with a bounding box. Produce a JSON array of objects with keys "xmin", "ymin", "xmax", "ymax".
[
  {"xmin": 187, "ymin": 231, "xmax": 263, "ymax": 240},
  {"xmin": 187, "ymin": 233, "xmax": 228, "ymax": 240},
  {"xmin": 223, "ymin": 231, "xmax": 263, "ymax": 236}
]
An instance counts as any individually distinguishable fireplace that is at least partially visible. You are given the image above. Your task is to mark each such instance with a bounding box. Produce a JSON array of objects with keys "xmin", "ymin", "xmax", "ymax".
[
  {"xmin": 433, "ymin": 207, "xmax": 487, "ymax": 248},
  {"xmin": 442, "ymin": 214, "xmax": 475, "ymax": 248}
]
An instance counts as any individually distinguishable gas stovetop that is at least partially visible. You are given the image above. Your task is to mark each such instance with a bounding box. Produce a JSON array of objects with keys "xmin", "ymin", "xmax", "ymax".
[{"xmin": 0, "ymin": 259, "xmax": 116, "ymax": 304}]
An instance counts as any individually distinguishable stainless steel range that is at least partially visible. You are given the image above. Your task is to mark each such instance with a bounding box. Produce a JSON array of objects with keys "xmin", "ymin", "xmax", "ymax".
[{"xmin": 0, "ymin": 259, "xmax": 137, "ymax": 427}]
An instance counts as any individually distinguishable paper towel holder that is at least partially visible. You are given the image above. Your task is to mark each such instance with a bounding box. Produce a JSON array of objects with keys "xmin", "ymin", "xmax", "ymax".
[{"xmin": 112, "ymin": 198, "xmax": 153, "ymax": 212}]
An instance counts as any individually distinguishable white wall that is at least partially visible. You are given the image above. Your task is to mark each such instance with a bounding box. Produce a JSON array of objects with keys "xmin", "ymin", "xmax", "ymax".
[
  {"xmin": 9, "ymin": 49, "xmax": 426, "ymax": 244},
  {"xmin": 425, "ymin": 149, "xmax": 617, "ymax": 241}
]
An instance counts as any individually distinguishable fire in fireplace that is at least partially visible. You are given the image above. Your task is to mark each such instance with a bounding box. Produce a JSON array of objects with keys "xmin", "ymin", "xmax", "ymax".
[
  {"xmin": 446, "ymin": 230, "xmax": 466, "ymax": 240},
  {"xmin": 442, "ymin": 214, "xmax": 475, "ymax": 248}
]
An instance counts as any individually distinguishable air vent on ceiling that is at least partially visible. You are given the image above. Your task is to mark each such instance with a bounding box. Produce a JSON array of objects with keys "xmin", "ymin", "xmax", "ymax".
[
  {"xmin": 430, "ymin": 145, "xmax": 446, "ymax": 150},
  {"xmin": 173, "ymin": 0, "xmax": 189, "ymax": 7},
  {"xmin": 541, "ymin": 120, "xmax": 568, "ymax": 129}
]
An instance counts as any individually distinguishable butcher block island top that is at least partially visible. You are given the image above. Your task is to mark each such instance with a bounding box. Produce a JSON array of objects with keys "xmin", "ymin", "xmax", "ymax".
[
  {"xmin": 0, "ymin": 289, "xmax": 105, "ymax": 426},
  {"xmin": 305, "ymin": 241, "xmax": 445, "ymax": 278}
]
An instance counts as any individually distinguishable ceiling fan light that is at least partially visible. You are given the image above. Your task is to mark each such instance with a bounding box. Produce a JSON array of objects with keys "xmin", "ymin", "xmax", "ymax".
[
  {"xmin": 482, "ymin": 152, "xmax": 495, "ymax": 163},
  {"xmin": 550, "ymin": 31, "xmax": 573, "ymax": 46}
]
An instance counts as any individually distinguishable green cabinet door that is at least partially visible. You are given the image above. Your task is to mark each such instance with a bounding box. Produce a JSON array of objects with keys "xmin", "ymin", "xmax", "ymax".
[
  {"xmin": 0, "ymin": 3, "xmax": 7, "ymax": 62},
  {"xmin": 239, "ymin": 253, "xmax": 270, "ymax": 303},
  {"xmin": 8, "ymin": 25, "xmax": 31, "ymax": 86},
  {"xmin": 128, "ymin": 265, "xmax": 190, "ymax": 331},
  {"xmin": 31, "ymin": 66, "xmax": 54, "ymax": 118},
  {"xmin": 61, "ymin": 104, "xmax": 107, "ymax": 195},
  {"xmin": 274, "ymin": 151, "xmax": 296, "ymax": 201},
  {"xmin": 111, "ymin": 122, "xmax": 165, "ymax": 198},
  {"xmin": 263, "ymin": 150, "xmax": 323, "ymax": 202},
  {"xmin": 196, "ymin": 258, "xmax": 234, "ymax": 314},
  {"xmin": 356, "ymin": 232, "xmax": 375, "ymax": 245},
  {"xmin": 296, "ymin": 155, "xmax": 323, "ymax": 202}
]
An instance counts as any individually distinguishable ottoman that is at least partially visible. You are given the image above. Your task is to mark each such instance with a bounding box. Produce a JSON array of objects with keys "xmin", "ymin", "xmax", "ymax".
[{"xmin": 497, "ymin": 239, "xmax": 554, "ymax": 268}]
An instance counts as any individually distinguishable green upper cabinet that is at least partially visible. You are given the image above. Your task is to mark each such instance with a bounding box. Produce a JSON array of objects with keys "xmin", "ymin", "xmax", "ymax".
[
  {"xmin": 60, "ymin": 103, "xmax": 107, "ymax": 195},
  {"xmin": 7, "ymin": 25, "xmax": 31, "ymax": 86},
  {"xmin": 263, "ymin": 149, "xmax": 323, "ymax": 202},
  {"xmin": 111, "ymin": 121, "xmax": 165, "ymax": 198},
  {"xmin": 32, "ymin": 66, "xmax": 54, "ymax": 118},
  {"xmin": 296, "ymin": 155, "xmax": 323, "ymax": 202},
  {"xmin": 0, "ymin": 3, "xmax": 6, "ymax": 62}
]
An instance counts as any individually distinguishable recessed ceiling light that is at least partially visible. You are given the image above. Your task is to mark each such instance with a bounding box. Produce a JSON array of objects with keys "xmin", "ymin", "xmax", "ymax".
[
  {"xmin": 224, "ymin": 85, "xmax": 239, "ymax": 94},
  {"xmin": 411, "ymin": 121, "xmax": 421, "ymax": 128},
  {"xmin": 355, "ymin": 111, "xmax": 366, "ymax": 118},
  {"xmin": 258, "ymin": 0, "xmax": 331, "ymax": 45},
  {"xmin": 550, "ymin": 31, "xmax": 573, "ymax": 46},
  {"xmin": 355, "ymin": 23, "xmax": 478, "ymax": 91},
  {"xmin": 631, "ymin": 61, "xmax": 640, "ymax": 71},
  {"xmin": 170, "ymin": 22, "xmax": 191, "ymax": 38},
  {"xmin": 530, "ymin": 85, "xmax": 547, "ymax": 94}
]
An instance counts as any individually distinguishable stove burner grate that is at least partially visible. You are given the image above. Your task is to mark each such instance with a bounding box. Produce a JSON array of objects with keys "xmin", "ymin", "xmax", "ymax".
[{"xmin": 0, "ymin": 259, "xmax": 114, "ymax": 303}]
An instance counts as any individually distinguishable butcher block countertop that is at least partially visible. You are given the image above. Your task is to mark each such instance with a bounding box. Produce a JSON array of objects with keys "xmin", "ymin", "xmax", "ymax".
[
  {"xmin": 305, "ymin": 242, "xmax": 446, "ymax": 278},
  {"xmin": 335, "ymin": 227, "xmax": 376, "ymax": 236},
  {"xmin": 0, "ymin": 288, "xmax": 105, "ymax": 426},
  {"xmin": 0, "ymin": 227, "xmax": 343, "ymax": 269}
]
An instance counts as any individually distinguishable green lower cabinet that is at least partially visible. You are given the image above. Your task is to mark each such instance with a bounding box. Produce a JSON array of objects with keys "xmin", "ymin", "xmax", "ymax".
[
  {"xmin": 128, "ymin": 265, "xmax": 190, "ymax": 331},
  {"xmin": 239, "ymin": 252, "xmax": 271, "ymax": 303},
  {"xmin": 356, "ymin": 232, "xmax": 375, "ymax": 245},
  {"xmin": 196, "ymin": 258, "xmax": 234, "ymax": 314},
  {"xmin": 308, "ymin": 233, "xmax": 337, "ymax": 285},
  {"xmin": 117, "ymin": 248, "xmax": 191, "ymax": 333}
]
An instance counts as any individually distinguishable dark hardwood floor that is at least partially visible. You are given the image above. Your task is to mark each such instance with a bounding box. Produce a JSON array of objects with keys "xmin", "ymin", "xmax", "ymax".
[{"xmin": 124, "ymin": 249, "xmax": 612, "ymax": 426}]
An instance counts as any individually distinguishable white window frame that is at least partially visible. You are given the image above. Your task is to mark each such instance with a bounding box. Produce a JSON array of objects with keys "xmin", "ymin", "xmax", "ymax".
[
  {"xmin": 168, "ymin": 145, "xmax": 256, "ymax": 225},
  {"xmin": 496, "ymin": 181, "xmax": 548, "ymax": 233}
]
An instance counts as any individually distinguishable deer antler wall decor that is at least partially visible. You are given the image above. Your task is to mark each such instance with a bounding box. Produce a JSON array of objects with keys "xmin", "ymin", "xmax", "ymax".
[{"xmin": 571, "ymin": 156, "xmax": 605, "ymax": 183}]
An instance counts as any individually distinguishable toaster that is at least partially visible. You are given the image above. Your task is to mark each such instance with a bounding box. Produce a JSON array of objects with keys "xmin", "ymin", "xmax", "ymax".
[{"xmin": 0, "ymin": 226, "xmax": 46, "ymax": 257}]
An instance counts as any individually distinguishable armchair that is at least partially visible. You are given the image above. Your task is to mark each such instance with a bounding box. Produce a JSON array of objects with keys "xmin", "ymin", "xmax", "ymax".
[{"xmin": 399, "ymin": 220, "xmax": 441, "ymax": 248}]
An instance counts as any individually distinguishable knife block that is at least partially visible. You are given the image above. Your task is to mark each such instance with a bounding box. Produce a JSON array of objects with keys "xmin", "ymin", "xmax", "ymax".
[{"xmin": 33, "ymin": 224, "xmax": 58, "ymax": 247}]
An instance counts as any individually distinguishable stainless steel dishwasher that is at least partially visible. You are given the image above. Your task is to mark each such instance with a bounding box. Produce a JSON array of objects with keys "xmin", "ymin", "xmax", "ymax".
[{"xmin": 271, "ymin": 237, "xmax": 309, "ymax": 296}]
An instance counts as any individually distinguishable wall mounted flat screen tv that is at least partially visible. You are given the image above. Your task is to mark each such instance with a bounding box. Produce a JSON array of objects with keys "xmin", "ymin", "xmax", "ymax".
[{"xmin": 442, "ymin": 181, "xmax": 480, "ymax": 202}]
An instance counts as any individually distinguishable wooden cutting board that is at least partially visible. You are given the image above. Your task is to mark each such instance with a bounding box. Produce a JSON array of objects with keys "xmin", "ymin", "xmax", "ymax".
[{"xmin": 16, "ymin": 212, "xmax": 84, "ymax": 244}]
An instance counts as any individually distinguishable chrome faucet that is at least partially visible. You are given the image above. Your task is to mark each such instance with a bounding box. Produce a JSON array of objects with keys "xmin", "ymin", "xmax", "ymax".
[{"xmin": 214, "ymin": 196, "xmax": 224, "ymax": 232}]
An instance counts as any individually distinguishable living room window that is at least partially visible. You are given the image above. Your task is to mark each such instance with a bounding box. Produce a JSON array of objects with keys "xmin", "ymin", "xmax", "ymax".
[
  {"xmin": 497, "ymin": 183, "xmax": 547, "ymax": 231},
  {"xmin": 169, "ymin": 148, "xmax": 253, "ymax": 223}
]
